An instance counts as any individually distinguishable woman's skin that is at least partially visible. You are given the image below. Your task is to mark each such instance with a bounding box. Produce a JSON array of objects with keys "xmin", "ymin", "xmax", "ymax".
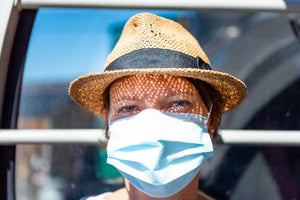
[{"xmin": 105, "ymin": 74, "xmax": 216, "ymax": 200}]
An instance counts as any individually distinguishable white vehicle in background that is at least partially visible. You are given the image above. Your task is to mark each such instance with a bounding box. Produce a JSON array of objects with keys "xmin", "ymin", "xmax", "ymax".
[{"xmin": 1, "ymin": 0, "xmax": 300, "ymax": 200}]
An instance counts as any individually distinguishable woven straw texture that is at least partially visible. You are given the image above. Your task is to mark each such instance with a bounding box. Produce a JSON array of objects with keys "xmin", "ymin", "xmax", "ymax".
[
  {"xmin": 68, "ymin": 13, "xmax": 247, "ymax": 117},
  {"xmin": 105, "ymin": 13, "xmax": 210, "ymax": 67}
]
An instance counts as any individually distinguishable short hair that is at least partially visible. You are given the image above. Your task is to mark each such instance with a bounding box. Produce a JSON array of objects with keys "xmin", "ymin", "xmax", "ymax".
[{"xmin": 188, "ymin": 78, "xmax": 222, "ymax": 137}]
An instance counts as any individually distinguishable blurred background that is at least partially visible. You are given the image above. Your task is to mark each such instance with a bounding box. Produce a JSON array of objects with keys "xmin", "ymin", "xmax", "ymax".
[{"xmin": 17, "ymin": 8, "xmax": 300, "ymax": 200}]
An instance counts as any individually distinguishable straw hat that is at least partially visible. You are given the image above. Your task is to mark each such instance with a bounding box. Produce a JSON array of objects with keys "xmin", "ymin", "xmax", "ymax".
[{"xmin": 68, "ymin": 12, "xmax": 247, "ymax": 117}]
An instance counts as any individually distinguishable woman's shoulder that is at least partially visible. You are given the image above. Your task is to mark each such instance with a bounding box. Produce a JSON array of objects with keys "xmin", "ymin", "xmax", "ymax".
[
  {"xmin": 84, "ymin": 189, "xmax": 214, "ymax": 200},
  {"xmin": 198, "ymin": 190, "xmax": 215, "ymax": 200},
  {"xmin": 84, "ymin": 188, "xmax": 127, "ymax": 200},
  {"xmin": 84, "ymin": 192, "xmax": 112, "ymax": 200}
]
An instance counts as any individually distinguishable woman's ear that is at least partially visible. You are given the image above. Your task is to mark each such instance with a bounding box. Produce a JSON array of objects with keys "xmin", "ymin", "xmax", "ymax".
[
  {"xmin": 207, "ymin": 109, "xmax": 221, "ymax": 139},
  {"xmin": 103, "ymin": 108, "xmax": 109, "ymax": 135},
  {"xmin": 98, "ymin": 108, "xmax": 109, "ymax": 149},
  {"xmin": 207, "ymin": 117, "xmax": 215, "ymax": 138},
  {"xmin": 103, "ymin": 109, "xmax": 109, "ymax": 120}
]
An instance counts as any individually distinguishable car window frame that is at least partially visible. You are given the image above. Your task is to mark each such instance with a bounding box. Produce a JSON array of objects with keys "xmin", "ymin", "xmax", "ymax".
[
  {"xmin": 0, "ymin": 4, "xmax": 36, "ymax": 199},
  {"xmin": 1, "ymin": 1, "xmax": 300, "ymax": 200}
]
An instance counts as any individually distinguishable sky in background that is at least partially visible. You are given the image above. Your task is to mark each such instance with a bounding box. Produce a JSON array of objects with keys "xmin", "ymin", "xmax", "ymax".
[{"xmin": 23, "ymin": 8, "xmax": 193, "ymax": 84}]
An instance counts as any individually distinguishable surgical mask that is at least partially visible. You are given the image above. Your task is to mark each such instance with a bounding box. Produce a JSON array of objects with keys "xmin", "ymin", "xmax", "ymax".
[{"xmin": 106, "ymin": 109, "xmax": 213, "ymax": 198}]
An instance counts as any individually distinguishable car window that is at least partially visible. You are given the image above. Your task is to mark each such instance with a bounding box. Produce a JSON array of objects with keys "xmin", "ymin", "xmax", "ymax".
[
  {"xmin": 17, "ymin": 8, "xmax": 300, "ymax": 200},
  {"xmin": 16, "ymin": 8, "xmax": 194, "ymax": 200}
]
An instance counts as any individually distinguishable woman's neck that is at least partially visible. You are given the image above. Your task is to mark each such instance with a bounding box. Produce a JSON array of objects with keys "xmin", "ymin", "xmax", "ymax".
[{"xmin": 124, "ymin": 174, "xmax": 200, "ymax": 200}]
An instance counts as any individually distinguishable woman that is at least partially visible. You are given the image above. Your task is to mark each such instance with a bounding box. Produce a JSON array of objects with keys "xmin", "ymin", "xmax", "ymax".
[{"xmin": 69, "ymin": 13, "xmax": 247, "ymax": 200}]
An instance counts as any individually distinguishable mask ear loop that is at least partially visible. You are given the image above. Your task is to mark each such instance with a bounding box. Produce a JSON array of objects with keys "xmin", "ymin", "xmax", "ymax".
[{"xmin": 205, "ymin": 101, "xmax": 213, "ymax": 125}]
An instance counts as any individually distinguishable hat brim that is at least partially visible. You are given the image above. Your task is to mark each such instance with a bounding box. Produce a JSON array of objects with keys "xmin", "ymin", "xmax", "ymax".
[{"xmin": 68, "ymin": 68, "xmax": 247, "ymax": 118}]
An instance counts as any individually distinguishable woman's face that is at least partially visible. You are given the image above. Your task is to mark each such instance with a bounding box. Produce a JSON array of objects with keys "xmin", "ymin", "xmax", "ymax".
[{"xmin": 108, "ymin": 74, "xmax": 208, "ymax": 122}]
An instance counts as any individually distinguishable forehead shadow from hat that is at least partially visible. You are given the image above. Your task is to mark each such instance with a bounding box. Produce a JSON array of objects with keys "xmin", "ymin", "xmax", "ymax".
[{"xmin": 101, "ymin": 74, "xmax": 220, "ymax": 113}]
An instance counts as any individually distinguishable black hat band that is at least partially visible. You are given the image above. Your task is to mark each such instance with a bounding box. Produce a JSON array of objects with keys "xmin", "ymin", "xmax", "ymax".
[{"xmin": 105, "ymin": 48, "xmax": 211, "ymax": 71}]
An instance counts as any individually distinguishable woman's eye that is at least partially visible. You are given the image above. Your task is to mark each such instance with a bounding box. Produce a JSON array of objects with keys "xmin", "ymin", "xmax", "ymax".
[
  {"xmin": 118, "ymin": 105, "xmax": 139, "ymax": 114},
  {"xmin": 166, "ymin": 100, "xmax": 191, "ymax": 109}
]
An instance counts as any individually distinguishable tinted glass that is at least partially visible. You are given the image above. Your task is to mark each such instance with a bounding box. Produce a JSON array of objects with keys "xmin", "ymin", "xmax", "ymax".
[{"xmin": 17, "ymin": 8, "xmax": 300, "ymax": 200}]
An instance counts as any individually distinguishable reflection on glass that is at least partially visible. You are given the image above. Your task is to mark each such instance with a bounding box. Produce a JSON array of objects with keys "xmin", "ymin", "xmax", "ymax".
[
  {"xmin": 17, "ymin": 8, "xmax": 300, "ymax": 200},
  {"xmin": 17, "ymin": 8, "xmax": 191, "ymax": 200}
]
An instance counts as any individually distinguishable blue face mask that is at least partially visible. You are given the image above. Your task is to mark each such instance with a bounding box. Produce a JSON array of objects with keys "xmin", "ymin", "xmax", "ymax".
[{"xmin": 106, "ymin": 109, "xmax": 213, "ymax": 198}]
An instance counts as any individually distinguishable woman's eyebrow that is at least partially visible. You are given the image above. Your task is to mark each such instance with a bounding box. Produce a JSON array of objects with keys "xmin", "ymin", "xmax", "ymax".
[
  {"xmin": 115, "ymin": 95, "xmax": 141, "ymax": 102},
  {"xmin": 165, "ymin": 92, "xmax": 196, "ymax": 98}
]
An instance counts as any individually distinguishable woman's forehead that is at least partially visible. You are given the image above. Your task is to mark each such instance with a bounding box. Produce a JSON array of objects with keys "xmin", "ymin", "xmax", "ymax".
[{"xmin": 109, "ymin": 74, "xmax": 197, "ymax": 97}]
